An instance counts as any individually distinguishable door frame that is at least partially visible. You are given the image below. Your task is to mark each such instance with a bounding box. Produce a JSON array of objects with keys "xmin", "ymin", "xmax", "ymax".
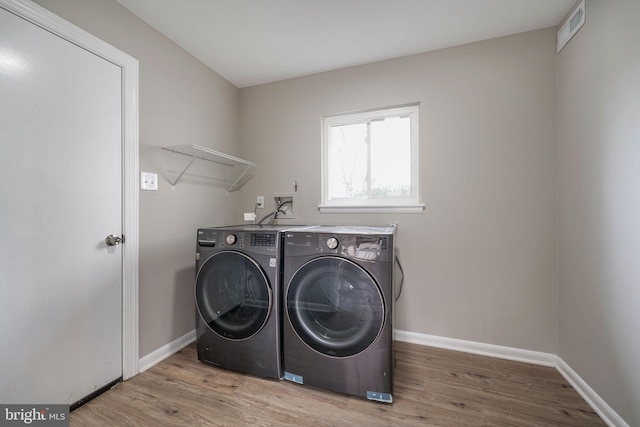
[{"xmin": 1, "ymin": 0, "xmax": 140, "ymax": 380}]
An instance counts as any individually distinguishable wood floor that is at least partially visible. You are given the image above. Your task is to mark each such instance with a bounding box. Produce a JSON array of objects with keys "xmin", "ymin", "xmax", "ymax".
[{"xmin": 70, "ymin": 342, "xmax": 604, "ymax": 426}]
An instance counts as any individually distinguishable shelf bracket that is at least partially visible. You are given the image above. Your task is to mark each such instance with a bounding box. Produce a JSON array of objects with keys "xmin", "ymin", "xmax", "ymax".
[
  {"xmin": 168, "ymin": 156, "xmax": 196, "ymax": 187},
  {"xmin": 227, "ymin": 164, "xmax": 251, "ymax": 192}
]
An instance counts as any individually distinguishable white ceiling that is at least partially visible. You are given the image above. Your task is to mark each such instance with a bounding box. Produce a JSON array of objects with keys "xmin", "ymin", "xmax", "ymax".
[{"xmin": 114, "ymin": 0, "xmax": 575, "ymax": 88}]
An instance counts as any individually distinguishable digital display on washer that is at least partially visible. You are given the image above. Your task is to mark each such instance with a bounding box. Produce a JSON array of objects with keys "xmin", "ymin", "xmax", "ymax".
[{"xmin": 250, "ymin": 232, "xmax": 276, "ymax": 247}]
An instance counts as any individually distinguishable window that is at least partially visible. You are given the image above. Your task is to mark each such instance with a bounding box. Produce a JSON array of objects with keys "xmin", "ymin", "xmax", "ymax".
[{"xmin": 320, "ymin": 104, "xmax": 423, "ymax": 213}]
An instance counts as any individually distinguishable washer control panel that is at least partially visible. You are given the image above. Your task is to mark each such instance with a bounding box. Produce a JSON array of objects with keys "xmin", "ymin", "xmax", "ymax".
[
  {"xmin": 250, "ymin": 232, "xmax": 277, "ymax": 247},
  {"xmin": 197, "ymin": 229, "xmax": 280, "ymax": 255}
]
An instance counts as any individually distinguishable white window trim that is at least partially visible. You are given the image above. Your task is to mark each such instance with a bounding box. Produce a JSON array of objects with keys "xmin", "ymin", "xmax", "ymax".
[
  {"xmin": 319, "ymin": 104, "xmax": 424, "ymax": 213},
  {"xmin": 317, "ymin": 204, "xmax": 425, "ymax": 214}
]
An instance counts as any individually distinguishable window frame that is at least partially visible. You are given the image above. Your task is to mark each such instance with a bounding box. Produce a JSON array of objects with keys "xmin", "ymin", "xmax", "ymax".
[{"xmin": 319, "ymin": 104, "xmax": 423, "ymax": 213}]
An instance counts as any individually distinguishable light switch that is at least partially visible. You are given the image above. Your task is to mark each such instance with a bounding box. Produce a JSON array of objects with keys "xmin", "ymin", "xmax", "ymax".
[{"xmin": 141, "ymin": 172, "xmax": 158, "ymax": 191}]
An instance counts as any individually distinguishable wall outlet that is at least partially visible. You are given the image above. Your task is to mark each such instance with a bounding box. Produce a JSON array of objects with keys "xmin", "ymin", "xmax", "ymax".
[
  {"xmin": 272, "ymin": 193, "xmax": 295, "ymax": 219},
  {"xmin": 256, "ymin": 196, "xmax": 264, "ymax": 209},
  {"xmin": 140, "ymin": 172, "xmax": 158, "ymax": 191}
]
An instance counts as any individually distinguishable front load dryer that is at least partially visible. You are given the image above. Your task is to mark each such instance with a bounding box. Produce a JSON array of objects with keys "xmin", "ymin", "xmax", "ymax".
[
  {"xmin": 195, "ymin": 225, "xmax": 290, "ymax": 379},
  {"xmin": 282, "ymin": 225, "xmax": 397, "ymax": 402}
]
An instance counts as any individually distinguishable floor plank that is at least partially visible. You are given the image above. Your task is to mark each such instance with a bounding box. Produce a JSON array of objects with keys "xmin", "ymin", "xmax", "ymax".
[{"xmin": 70, "ymin": 342, "xmax": 604, "ymax": 426}]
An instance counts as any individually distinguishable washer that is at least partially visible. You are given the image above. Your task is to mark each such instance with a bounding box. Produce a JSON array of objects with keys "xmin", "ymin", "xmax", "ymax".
[
  {"xmin": 282, "ymin": 225, "xmax": 397, "ymax": 402},
  {"xmin": 195, "ymin": 225, "xmax": 293, "ymax": 379}
]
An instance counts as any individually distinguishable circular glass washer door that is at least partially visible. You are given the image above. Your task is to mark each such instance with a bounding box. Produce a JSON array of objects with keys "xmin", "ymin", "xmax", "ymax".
[
  {"xmin": 286, "ymin": 256, "xmax": 385, "ymax": 357},
  {"xmin": 196, "ymin": 251, "xmax": 271, "ymax": 340}
]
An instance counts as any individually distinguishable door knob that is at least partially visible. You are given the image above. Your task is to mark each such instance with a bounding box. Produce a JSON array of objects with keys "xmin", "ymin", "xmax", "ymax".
[{"xmin": 105, "ymin": 234, "xmax": 124, "ymax": 246}]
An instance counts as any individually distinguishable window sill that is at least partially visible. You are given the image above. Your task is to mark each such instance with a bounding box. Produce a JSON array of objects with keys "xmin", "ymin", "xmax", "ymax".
[{"xmin": 318, "ymin": 204, "xmax": 425, "ymax": 214}]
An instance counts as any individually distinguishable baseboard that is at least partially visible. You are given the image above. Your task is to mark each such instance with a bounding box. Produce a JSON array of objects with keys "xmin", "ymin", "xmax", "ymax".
[
  {"xmin": 394, "ymin": 329, "xmax": 556, "ymax": 367},
  {"xmin": 138, "ymin": 329, "xmax": 196, "ymax": 373},
  {"xmin": 555, "ymin": 356, "xmax": 629, "ymax": 427},
  {"xmin": 394, "ymin": 329, "xmax": 627, "ymax": 427}
]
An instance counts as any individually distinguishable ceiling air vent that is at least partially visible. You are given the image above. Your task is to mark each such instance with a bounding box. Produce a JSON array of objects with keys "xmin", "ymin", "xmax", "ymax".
[{"xmin": 557, "ymin": 0, "xmax": 586, "ymax": 53}]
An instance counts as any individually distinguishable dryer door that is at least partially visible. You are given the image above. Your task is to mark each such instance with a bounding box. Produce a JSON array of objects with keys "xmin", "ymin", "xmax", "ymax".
[
  {"xmin": 196, "ymin": 251, "xmax": 271, "ymax": 340},
  {"xmin": 286, "ymin": 256, "xmax": 384, "ymax": 357}
]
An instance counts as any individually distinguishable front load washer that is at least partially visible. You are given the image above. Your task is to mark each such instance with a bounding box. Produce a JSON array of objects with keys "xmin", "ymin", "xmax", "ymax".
[
  {"xmin": 195, "ymin": 225, "xmax": 293, "ymax": 379},
  {"xmin": 282, "ymin": 225, "xmax": 397, "ymax": 402}
]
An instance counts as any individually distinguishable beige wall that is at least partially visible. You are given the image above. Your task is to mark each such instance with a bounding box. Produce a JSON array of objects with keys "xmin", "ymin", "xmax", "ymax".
[
  {"xmin": 34, "ymin": 0, "xmax": 240, "ymax": 357},
  {"xmin": 557, "ymin": 1, "xmax": 640, "ymax": 425},
  {"xmin": 239, "ymin": 29, "xmax": 558, "ymax": 353}
]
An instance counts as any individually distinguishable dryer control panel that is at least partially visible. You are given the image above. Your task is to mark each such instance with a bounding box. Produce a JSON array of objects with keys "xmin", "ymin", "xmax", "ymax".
[{"xmin": 285, "ymin": 231, "xmax": 392, "ymax": 262}]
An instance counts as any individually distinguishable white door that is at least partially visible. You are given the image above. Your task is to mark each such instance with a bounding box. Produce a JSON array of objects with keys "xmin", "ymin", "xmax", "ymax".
[{"xmin": 0, "ymin": 5, "xmax": 125, "ymax": 405}]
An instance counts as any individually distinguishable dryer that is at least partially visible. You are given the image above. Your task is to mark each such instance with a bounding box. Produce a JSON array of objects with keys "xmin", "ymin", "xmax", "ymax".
[
  {"xmin": 282, "ymin": 225, "xmax": 397, "ymax": 402},
  {"xmin": 195, "ymin": 225, "xmax": 292, "ymax": 379}
]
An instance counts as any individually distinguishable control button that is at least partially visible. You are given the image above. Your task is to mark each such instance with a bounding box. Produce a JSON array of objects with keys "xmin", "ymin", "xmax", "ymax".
[
  {"xmin": 326, "ymin": 237, "xmax": 339, "ymax": 250},
  {"xmin": 226, "ymin": 234, "xmax": 237, "ymax": 245}
]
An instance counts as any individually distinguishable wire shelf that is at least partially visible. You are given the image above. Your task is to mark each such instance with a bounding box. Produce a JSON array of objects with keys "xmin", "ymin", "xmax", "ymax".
[{"xmin": 161, "ymin": 144, "xmax": 256, "ymax": 191}]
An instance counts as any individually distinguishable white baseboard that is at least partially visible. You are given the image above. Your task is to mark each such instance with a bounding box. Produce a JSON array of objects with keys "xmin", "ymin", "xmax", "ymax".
[
  {"xmin": 138, "ymin": 329, "xmax": 196, "ymax": 373},
  {"xmin": 394, "ymin": 329, "xmax": 556, "ymax": 367},
  {"xmin": 555, "ymin": 356, "xmax": 629, "ymax": 427},
  {"xmin": 394, "ymin": 329, "xmax": 627, "ymax": 427}
]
